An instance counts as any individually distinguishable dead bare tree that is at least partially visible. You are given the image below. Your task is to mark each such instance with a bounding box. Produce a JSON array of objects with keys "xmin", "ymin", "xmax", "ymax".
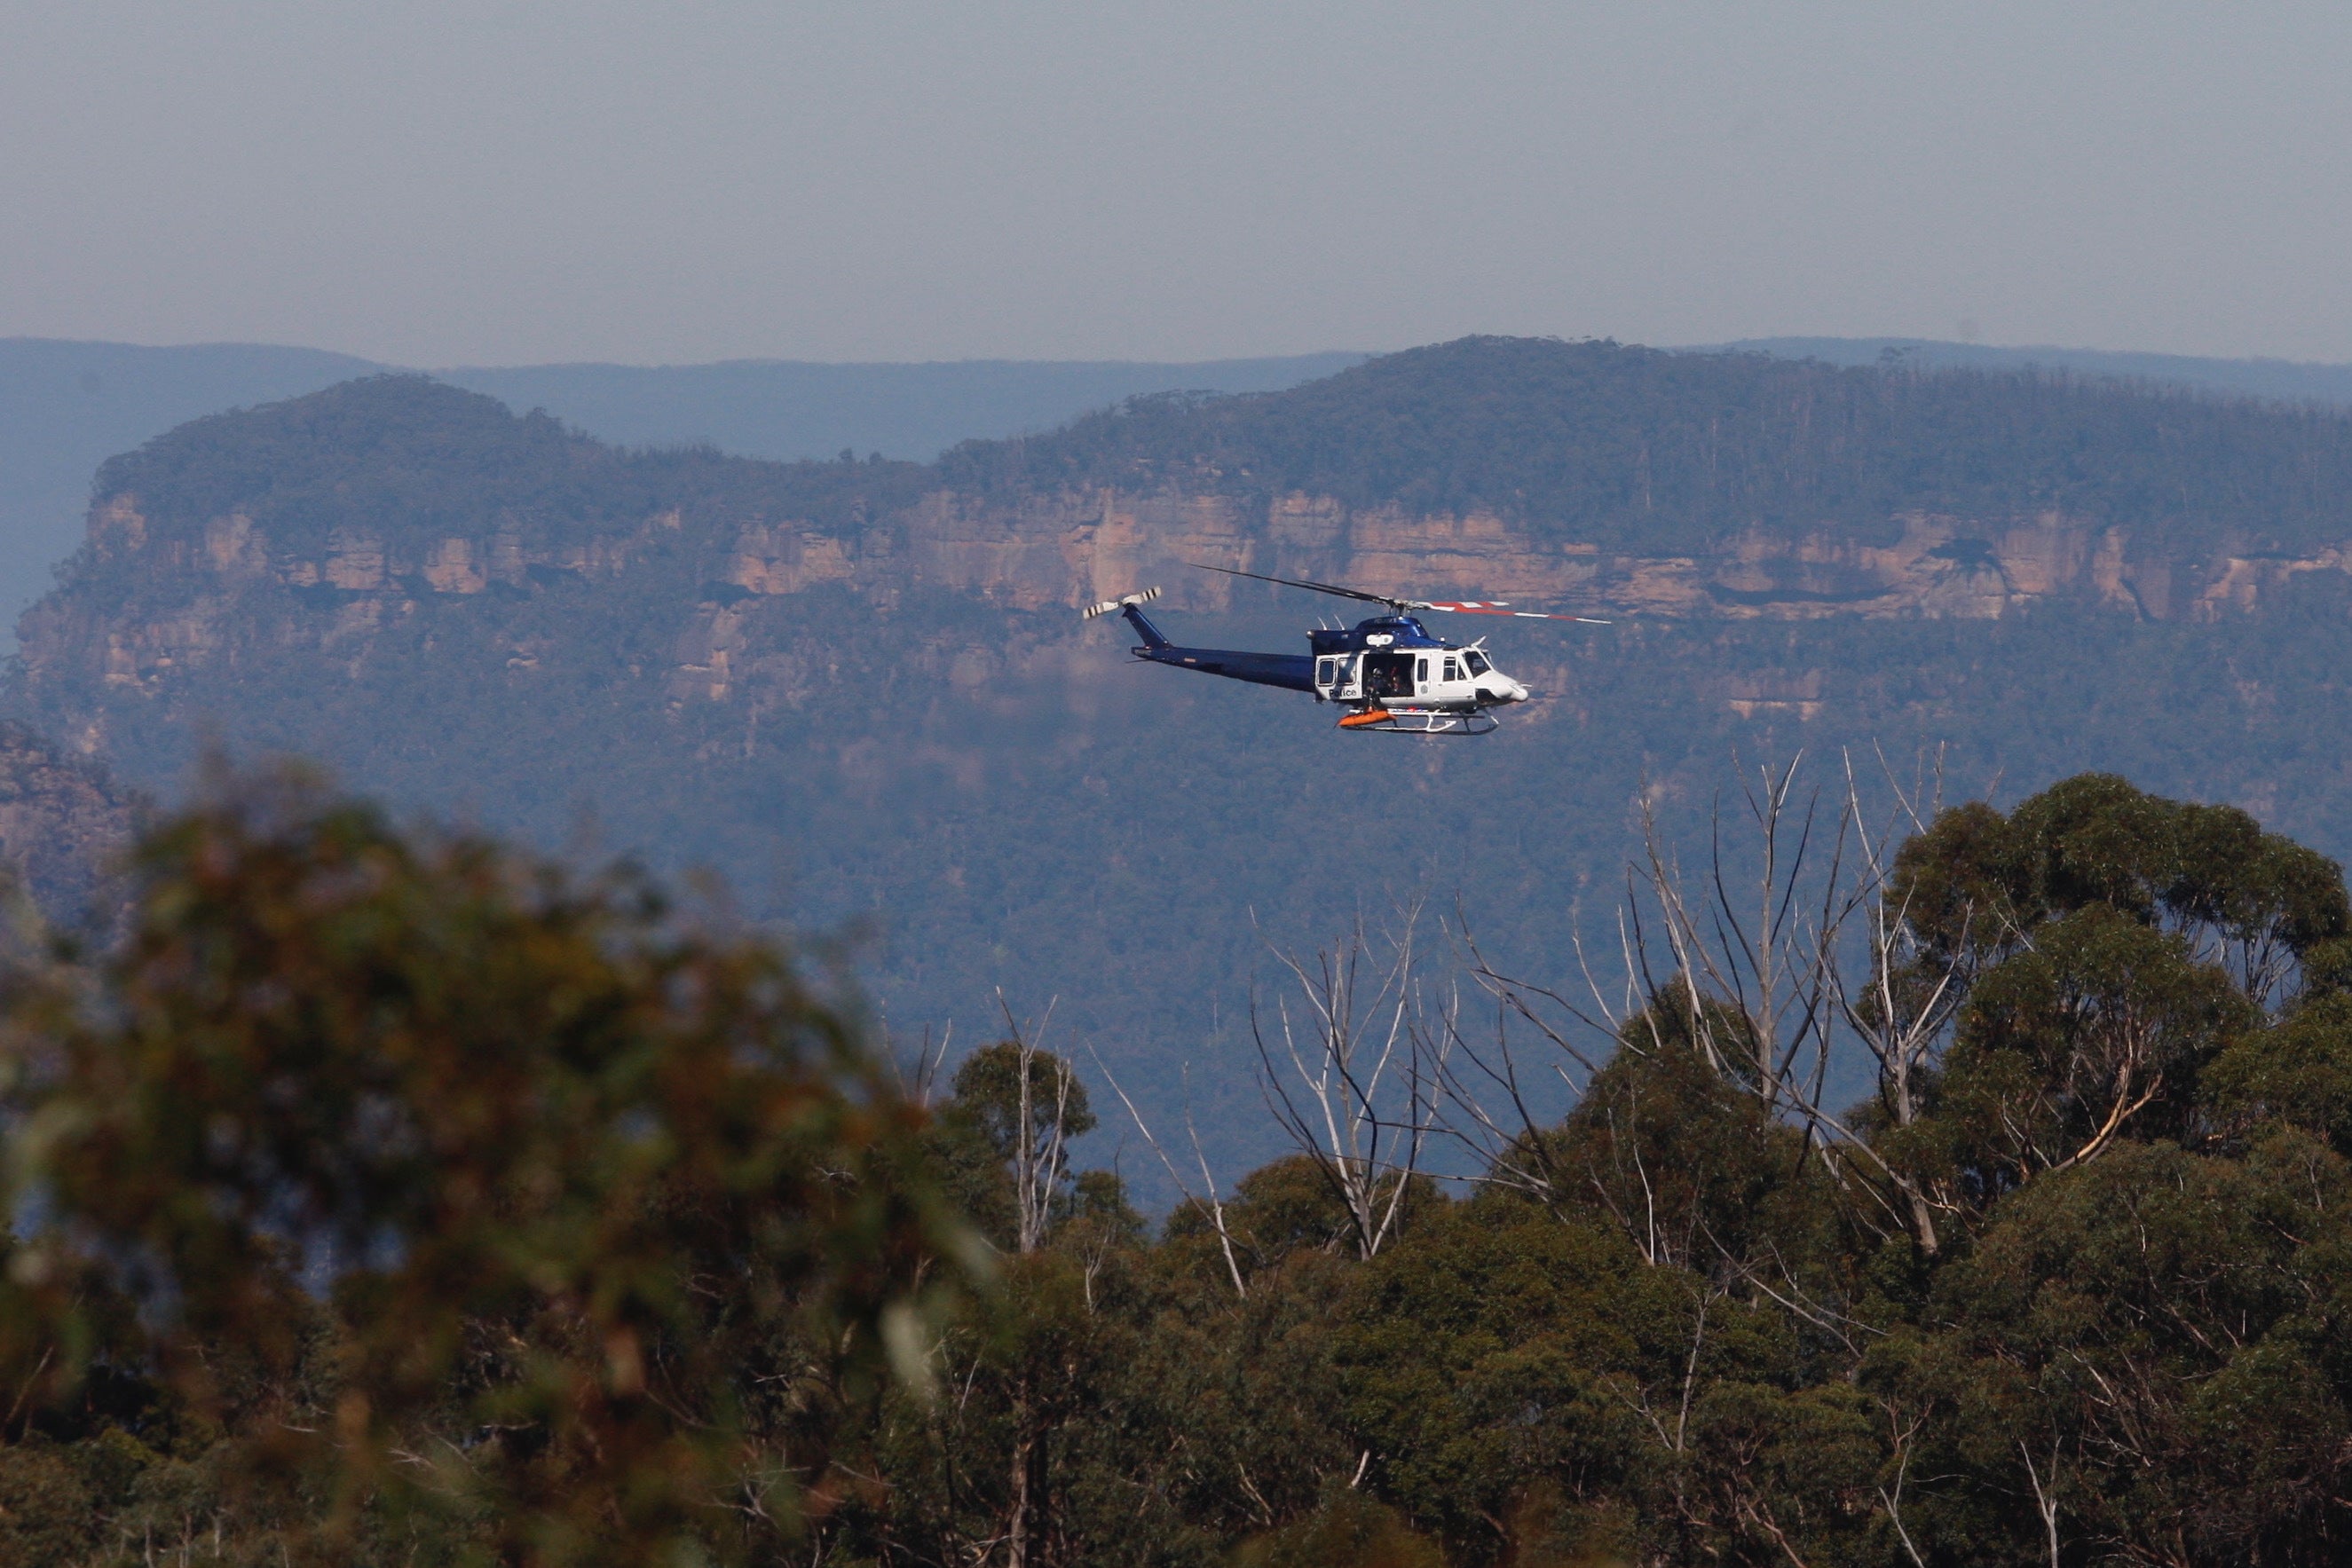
[
  {"xmin": 889, "ymin": 1020, "xmax": 956, "ymax": 1108},
  {"xmin": 1417, "ymin": 892, "xmax": 1634, "ymax": 1219},
  {"xmin": 1253, "ymin": 906, "xmax": 1441, "ymax": 1261},
  {"xmin": 1445, "ymin": 750, "xmax": 1986, "ymax": 1257},
  {"xmin": 1087, "ymin": 1050, "xmax": 1250, "ymax": 1297},
  {"xmin": 1630, "ymin": 753, "xmax": 1864, "ymax": 1122},
  {"xmin": 997, "ymin": 995, "xmax": 1077, "ymax": 1257},
  {"xmin": 1447, "ymin": 755, "xmax": 1862, "ymax": 1163},
  {"xmin": 1876, "ymin": 1396, "xmax": 1935, "ymax": 1568},
  {"xmin": 2018, "ymin": 1436, "xmax": 2064, "ymax": 1568},
  {"xmin": 1671, "ymin": 749, "xmax": 1985, "ymax": 1253},
  {"xmin": 971, "ymin": 997, "xmax": 1088, "ymax": 1568},
  {"xmin": 1818, "ymin": 749, "xmax": 1982, "ymax": 1253}
]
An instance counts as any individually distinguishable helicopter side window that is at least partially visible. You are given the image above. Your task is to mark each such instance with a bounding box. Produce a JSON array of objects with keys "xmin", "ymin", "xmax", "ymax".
[
  {"xmin": 1416, "ymin": 658, "xmax": 1429, "ymax": 689},
  {"xmin": 1464, "ymin": 650, "xmax": 1491, "ymax": 676},
  {"xmin": 1442, "ymin": 657, "xmax": 1461, "ymax": 682}
]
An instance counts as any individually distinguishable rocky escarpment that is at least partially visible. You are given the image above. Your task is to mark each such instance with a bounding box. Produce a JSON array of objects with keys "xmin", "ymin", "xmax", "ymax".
[
  {"xmin": 420, "ymin": 482, "xmax": 2352, "ymax": 721},
  {"xmin": 22, "ymin": 475, "xmax": 2352, "ymax": 756},
  {"xmin": 34, "ymin": 492, "xmax": 695, "ymax": 706},
  {"xmin": 20, "ymin": 351, "xmax": 2352, "ymax": 774},
  {"xmin": 886, "ymin": 485, "xmax": 2352, "ymax": 623}
]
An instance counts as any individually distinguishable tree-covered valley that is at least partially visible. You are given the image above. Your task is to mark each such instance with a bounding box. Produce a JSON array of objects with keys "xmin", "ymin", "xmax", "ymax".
[
  {"xmin": 8, "ymin": 338, "xmax": 2352, "ymax": 1562},
  {"xmin": 14, "ymin": 338, "xmax": 2352, "ymax": 1178}
]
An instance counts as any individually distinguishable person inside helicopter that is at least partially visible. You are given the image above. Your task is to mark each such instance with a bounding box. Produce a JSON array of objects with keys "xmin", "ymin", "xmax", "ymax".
[{"xmin": 1363, "ymin": 650, "xmax": 1415, "ymax": 700}]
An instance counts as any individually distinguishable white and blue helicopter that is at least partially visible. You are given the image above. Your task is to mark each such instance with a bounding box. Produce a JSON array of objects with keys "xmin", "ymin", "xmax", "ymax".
[{"xmin": 1084, "ymin": 563, "xmax": 1607, "ymax": 736}]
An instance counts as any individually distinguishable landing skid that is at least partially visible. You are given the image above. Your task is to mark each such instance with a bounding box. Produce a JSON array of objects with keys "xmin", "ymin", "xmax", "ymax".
[{"xmin": 1336, "ymin": 706, "xmax": 1499, "ymax": 737}]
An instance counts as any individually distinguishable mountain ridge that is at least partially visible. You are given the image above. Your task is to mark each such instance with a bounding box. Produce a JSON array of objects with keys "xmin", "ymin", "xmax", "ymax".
[
  {"xmin": 50, "ymin": 340, "xmax": 2352, "ymax": 714},
  {"xmin": 0, "ymin": 340, "xmax": 1369, "ymax": 642},
  {"xmin": 1721, "ymin": 335, "xmax": 2352, "ymax": 406}
]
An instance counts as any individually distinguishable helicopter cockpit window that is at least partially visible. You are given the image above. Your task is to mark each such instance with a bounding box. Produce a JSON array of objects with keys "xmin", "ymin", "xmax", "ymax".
[
  {"xmin": 1442, "ymin": 657, "xmax": 1461, "ymax": 682},
  {"xmin": 1464, "ymin": 650, "xmax": 1491, "ymax": 676}
]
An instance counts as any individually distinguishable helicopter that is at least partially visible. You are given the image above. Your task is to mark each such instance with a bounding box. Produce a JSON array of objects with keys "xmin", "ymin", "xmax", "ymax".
[{"xmin": 1082, "ymin": 563, "xmax": 1608, "ymax": 736}]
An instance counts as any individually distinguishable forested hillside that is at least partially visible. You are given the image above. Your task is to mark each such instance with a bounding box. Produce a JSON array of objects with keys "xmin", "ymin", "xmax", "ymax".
[
  {"xmin": 0, "ymin": 339, "xmax": 1361, "ymax": 640},
  {"xmin": 0, "ymin": 340, "xmax": 382, "ymax": 639},
  {"xmin": 1729, "ymin": 335, "xmax": 2352, "ymax": 406},
  {"xmin": 18, "ymin": 337, "xmax": 2352, "ymax": 1178},
  {"xmin": 946, "ymin": 335, "xmax": 2352, "ymax": 555},
  {"xmin": 8, "ymin": 768, "xmax": 2352, "ymax": 1566}
]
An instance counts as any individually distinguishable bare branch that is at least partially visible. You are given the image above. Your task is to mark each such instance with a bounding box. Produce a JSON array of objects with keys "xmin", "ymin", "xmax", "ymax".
[
  {"xmin": 996, "ymin": 992, "xmax": 1070, "ymax": 1256},
  {"xmin": 1085, "ymin": 1046, "xmax": 1249, "ymax": 1299},
  {"xmin": 1251, "ymin": 902, "xmax": 1437, "ymax": 1259}
]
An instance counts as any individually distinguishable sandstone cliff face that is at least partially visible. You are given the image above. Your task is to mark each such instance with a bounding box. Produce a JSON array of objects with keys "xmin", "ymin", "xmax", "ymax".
[
  {"xmin": 899, "ymin": 487, "xmax": 2352, "ymax": 624},
  {"xmin": 21, "ymin": 474, "xmax": 2350, "ymax": 749},
  {"xmin": 30, "ymin": 494, "xmax": 685, "ymax": 705}
]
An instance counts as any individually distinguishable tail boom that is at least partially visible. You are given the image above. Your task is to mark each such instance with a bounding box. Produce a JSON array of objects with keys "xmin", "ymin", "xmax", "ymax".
[
  {"xmin": 1080, "ymin": 584, "xmax": 1314, "ymax": 692},
  {"xmin": 1132, "ymin": 642, "xmax": 1315, "ymax": 692}
]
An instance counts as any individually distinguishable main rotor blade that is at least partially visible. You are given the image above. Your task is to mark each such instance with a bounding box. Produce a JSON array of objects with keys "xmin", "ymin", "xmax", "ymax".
[
  {"xmin": 1189, "ymin": 562, "xmax": 1404, "ymax": 609},
  {"xmin": 1423, "ymin": 601, "xmax": 1613, "ymax": 625},
  {"xmin": 1192, "ymin": 563, "xmax": 1612, "ymax": 623}
]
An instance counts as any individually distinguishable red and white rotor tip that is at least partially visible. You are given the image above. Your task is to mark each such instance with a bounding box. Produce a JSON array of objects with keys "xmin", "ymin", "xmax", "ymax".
[
  {"xmin": 1424, "ymin": 600, "xmax": 1611, "ymax": 624},
  {"xmin": 1081, "ymin": 587, "xmax": 1163, "ymax": 619}
]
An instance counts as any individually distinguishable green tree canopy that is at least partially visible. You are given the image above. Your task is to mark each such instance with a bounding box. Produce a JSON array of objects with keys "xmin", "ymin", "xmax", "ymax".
[{"xmin": 0, "ymin": 767, "xmax": 976, "ymax": 1566}]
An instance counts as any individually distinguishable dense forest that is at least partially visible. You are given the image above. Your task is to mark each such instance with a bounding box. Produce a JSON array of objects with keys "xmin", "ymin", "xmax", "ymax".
[
  {"xmin": 940, "ymin": 337, "xmax": 2352, "ymax": 554},
  {"xmin": 4, "ymin": 766, "xmax": 2352, "ymax": 1566},
  {"xmin": 21, "ymin": 341, "xmax": 2352, "ymax": 1189}
]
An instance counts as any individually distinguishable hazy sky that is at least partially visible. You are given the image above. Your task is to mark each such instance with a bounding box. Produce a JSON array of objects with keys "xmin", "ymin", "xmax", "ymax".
[{"xmin": 4, "ymin": 2, "xmax": 2348, "ymax": 366}]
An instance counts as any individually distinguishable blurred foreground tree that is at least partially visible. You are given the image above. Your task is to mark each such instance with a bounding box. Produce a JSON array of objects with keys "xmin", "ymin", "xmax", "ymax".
[{"xmin": 0, "ymin": 764, "xmax": 979, "ymax": 1566}]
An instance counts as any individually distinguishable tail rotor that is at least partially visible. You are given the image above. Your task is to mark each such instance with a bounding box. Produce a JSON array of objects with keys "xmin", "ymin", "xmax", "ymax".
[{"xmin": 1082, "ymin": 587, "xmax": 1163, "ymax": 619}]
